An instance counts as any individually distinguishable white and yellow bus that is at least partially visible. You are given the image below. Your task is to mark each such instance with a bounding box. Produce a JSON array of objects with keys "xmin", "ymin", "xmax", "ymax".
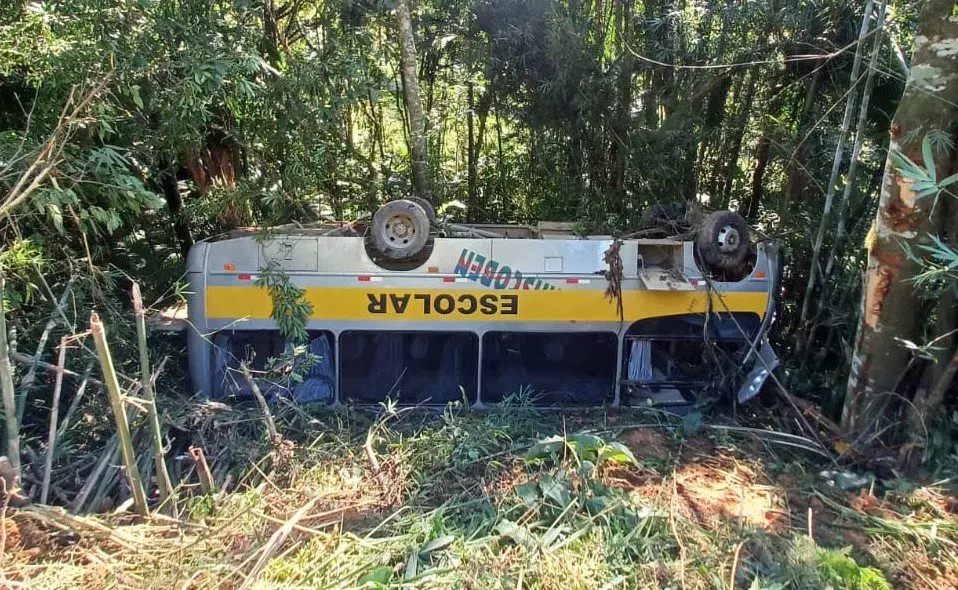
[{"xmin": 185, "ymin": 201, "xmax": 779, "ymax": 407}]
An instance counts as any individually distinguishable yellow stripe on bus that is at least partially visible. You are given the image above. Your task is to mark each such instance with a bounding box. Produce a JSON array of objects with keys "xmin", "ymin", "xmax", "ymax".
[{"xmin": 205, "ymin": 286, "xmax": 767, "ymax": 323}]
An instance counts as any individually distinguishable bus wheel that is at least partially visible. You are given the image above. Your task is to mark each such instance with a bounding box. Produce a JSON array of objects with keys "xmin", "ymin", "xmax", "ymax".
[
  {"xmin": 371, "ymin": 199, "xmax": 430, "ymax": 260},
  {"xmin": 695, "ymin": 211, "xmax": 751, "ymax": 275}
]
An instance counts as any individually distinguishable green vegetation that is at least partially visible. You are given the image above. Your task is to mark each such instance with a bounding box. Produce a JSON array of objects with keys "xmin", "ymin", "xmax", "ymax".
[
  {"xmin": 8, "ymin": 405, "xmax": 955, "ymax": 588},
  {"xmin": 1, "ymin": 1, "xmax": 957, "ymax": 588}
]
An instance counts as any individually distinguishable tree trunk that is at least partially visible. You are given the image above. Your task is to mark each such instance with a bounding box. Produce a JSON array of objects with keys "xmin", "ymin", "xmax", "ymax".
[
  {"xmin": 908, "ymin": 193, "xmax": 958, "ymax": 435},
  {"xmin": 467, "ymin": 82, "xmax": 477, "ymax": 220},
  {"xmin": 610, "ymin": 0, "xmax": 634, "ymax": 210},
  {"xmin": 694, "ymin": 75, "xmax": 731, "ymax": 198},
  {"xmin": 704, "ymin": 73, "xmax": 744, "ymax": 199},
  {"xmin": 0, "ymin": 275, "xmax": 20, "ymax": 482},
  {"xmin": 743, "ymin": 133, "xmax": 770, "ymax": 221},
  {"xmin": 495, "ymin": 109, "xmax": 505, "ymax": 212},
  {"xmin": 842, "ymin": 0, "xmax": 958, "ymax": 439},
  {"xmin": 261, "ymin": 0, "xmax": 282, "ymax": 67},
  {"xmin": 394, "ymin": 0, "xmax": 431, "ymax": 201},
  {"xmin": 159, "ymin": 160, "xmax": 193, "ymax": 259},
  {"xmin": 642, "ymin": 0, "xmax": 661, "ymax": 128}
]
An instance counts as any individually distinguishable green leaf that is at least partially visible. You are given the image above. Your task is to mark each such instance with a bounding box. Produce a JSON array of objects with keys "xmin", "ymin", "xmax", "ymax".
[
  {"xmin": 539, "ymin": 473, "xmax": 572, "ymax": 506},
  {"xmin": 357, "ymin": 565, "xmax": 392, "ymax": 587},
  {"xmin": 567, "ymin": 433, "xmax": 604, "ymax": 453},
  {"xmin": 515, "ymin": 482, "xmax": 540, "ymax": 505},
  {"xmin": 918, "ymin": 235, "xmax": 958, "ymax": 268},
  {"xmin": 579, "ymin": 460, "xmax": 596, "ymax": 476},
  {"xmin": 403, "ymin": 551, "xmax": 418, "ymax": 580},
  {"xmin": 524, "ymin": 435, "xmax": 564, "ymax": 464},
  {"xmin": 540, "ymin": 522, "xmax": 567, "ymax": 550},
  {"xmin": 105, "ymin": 211, "xmax": 121, "ymax": 233},
  {"xmin": 599, "ymin": 441, "xmax": 638, "ymax": 466},
  {"xmin": 421, "ymin": 535, "xmax": 455, "ymax": 553},
  {"xmin": 891, "ymin": 151, "xmax": 931, "ymax": 184},
  {"xmin": 130, "ymin": 85, "xmax": 143, "ymax": 109},
  {"xmin": 584, "ymin": 493, "xmax": 609, "ymax": 515},
  {"xmin": 922, "ymin": 135, "xmax": 937, "ymax": 182},
  {"xmin": 938, "ymin": 172, "xmax": 958, "ymax": 189},
  {"xmin": 47, "ymin": 203, "xmax": 64, "ymax": 234}
]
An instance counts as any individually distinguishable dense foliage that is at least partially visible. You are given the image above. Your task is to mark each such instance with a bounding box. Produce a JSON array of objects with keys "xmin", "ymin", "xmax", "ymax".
[{"xmin": 0, "ymin": 1, "xmax": 954, "ymax": 452}]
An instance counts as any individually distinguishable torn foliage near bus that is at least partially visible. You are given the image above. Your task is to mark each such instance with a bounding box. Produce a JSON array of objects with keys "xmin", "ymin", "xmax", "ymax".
[{"xmin": 184, "ymin": 204, "xmax": 779, "ymax": 408}]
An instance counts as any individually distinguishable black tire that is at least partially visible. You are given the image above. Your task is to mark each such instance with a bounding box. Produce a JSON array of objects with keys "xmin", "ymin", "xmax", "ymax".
[
  {"xmin": 410, "ymin": 196, "xmax": 436, "ymax": 226},
  {"xmin": 371, "ymin": 199, "xmax": 430, "ymax": 260},
  {"xmin": 695, "ymin": 211, "xmax": 751, "ymax": 274}
]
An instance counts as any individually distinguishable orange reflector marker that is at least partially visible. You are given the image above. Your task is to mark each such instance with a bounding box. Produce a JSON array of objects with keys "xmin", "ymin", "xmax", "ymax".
[
  {"xmin": 755, "ymin": 272, "xmax": 766, "ymax": 279},
  {"xmin": 427, "ymin": 266, "xmax": 439, "ymax": 273},
  {"xmin": 223, "ymin": 264, "xmax": 235, "ymax": 271}
]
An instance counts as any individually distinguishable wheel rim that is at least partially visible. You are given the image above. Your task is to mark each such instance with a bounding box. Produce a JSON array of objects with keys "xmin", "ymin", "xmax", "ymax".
[
  {"xmin": 382, "ymin": 212, "xmax": 418, "ymax": 247},
  {"xmin": 716, "ymin": 224, "xmax": 740, "ymax": 253}
]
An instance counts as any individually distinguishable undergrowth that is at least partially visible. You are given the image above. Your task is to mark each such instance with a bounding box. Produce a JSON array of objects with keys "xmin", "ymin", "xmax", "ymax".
[{"xmin": 3, "ymin": 403, "xmax": 956, "ymax": 589}]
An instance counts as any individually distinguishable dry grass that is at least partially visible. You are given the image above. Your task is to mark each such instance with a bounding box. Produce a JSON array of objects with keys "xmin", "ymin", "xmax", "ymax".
[{"xmin": 1, "ymin": 406, "xmax": 955, "ymax": 589}]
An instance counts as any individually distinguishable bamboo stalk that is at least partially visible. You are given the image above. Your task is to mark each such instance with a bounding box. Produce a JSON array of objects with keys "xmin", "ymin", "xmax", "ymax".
[
  {"xmin": 132, "ymin": 283, "xmax": 175, "ymax": 511},
  {"xmin": 17, "ymin": 278, "xmax": 73, "ymax": 423},
  {"xmin": 40, "ymin": 336, "xmax": 69, "ymax": 504},
  {"xmin": 821, "ymin": 0, "xmax": 889, "ymax": 285},
  {"xmin": 56, "ymin": 360, "xmax": 95, "ymax": 441},
  {"xmin": 0, "ymin": 275, "xmax": 20, "ymax": 481},
  {"xmin": 134, "ymin": 444, "xmax": 155, "ymax": 509},
  {"xmin": 11, "ymin": 351, "xmax": 108, "ymax": 387},
  {"xmin": 89, "ymin": 311, "xmax": 149, "ymax": 517},
  {"xmin": 799, "ymin": 0, "xmax": 876, "ymax": 324}
]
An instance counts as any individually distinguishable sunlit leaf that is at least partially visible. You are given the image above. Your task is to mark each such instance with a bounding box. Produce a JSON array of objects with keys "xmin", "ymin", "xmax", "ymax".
[
  {"xmin": 938, "ymin": 172, "xmax": 958, "ymax": 189},
  {"xmin": 357, "ymin": 566, "xmax": 392, "ymax": 587}
]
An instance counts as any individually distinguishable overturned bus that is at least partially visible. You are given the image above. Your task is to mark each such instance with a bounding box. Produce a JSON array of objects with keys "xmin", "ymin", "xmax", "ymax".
[{"xmin": 185, "ymin": 199, "xmax": 780, "ymax": 408}]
